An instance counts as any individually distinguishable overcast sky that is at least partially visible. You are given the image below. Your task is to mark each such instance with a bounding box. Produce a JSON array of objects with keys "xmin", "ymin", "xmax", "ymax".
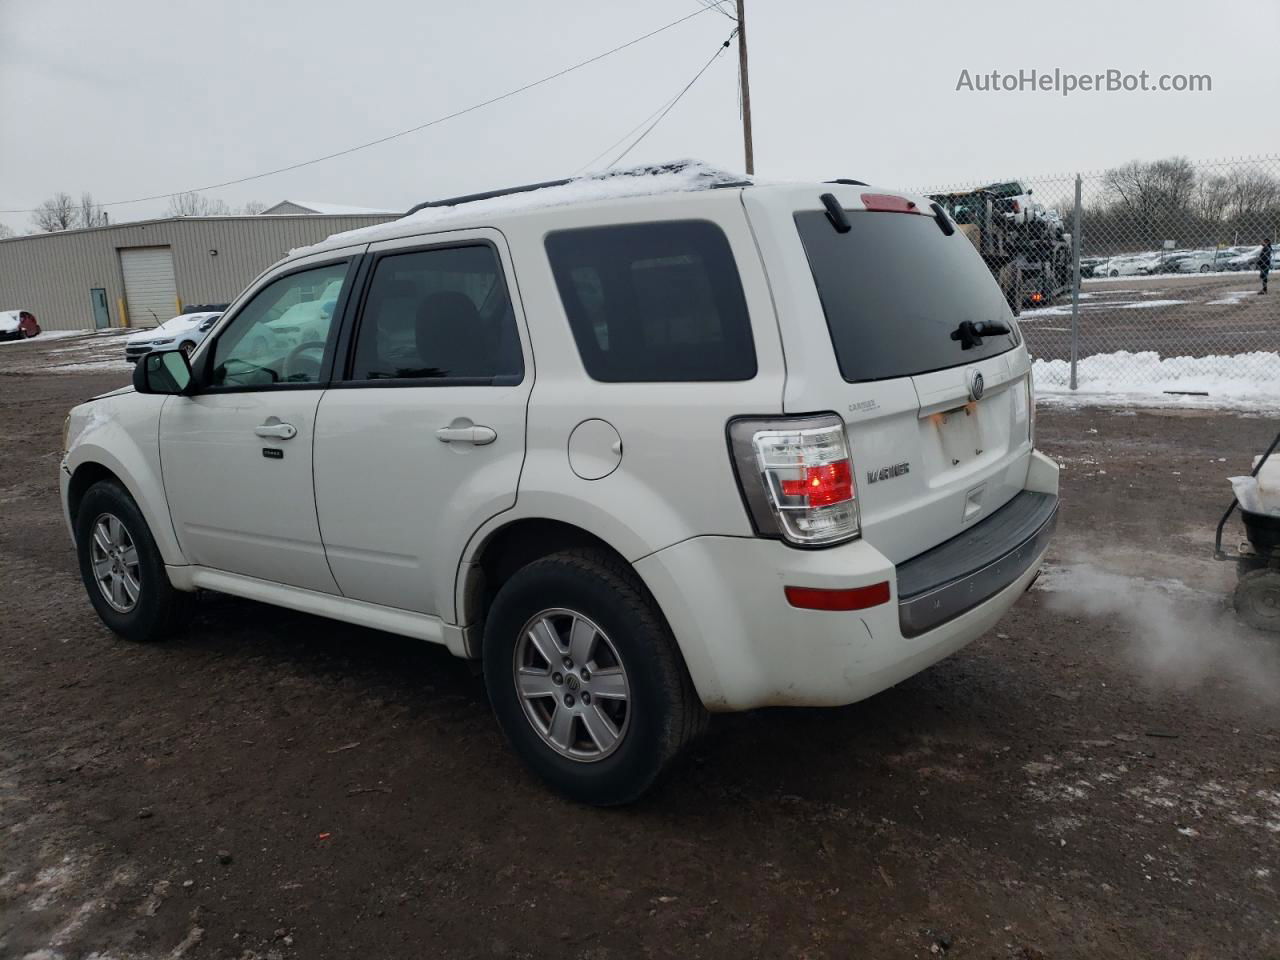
[{"xmin": 1, "ymin": 0, "xmax": 1275, "ymax": 234}]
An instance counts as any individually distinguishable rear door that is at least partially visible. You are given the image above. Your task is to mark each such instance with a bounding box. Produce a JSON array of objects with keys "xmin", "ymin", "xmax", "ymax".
[
  {"xmin": 312, "ymin": 230, "xmax": 531, "ymax": 620},
  {"xmin": 744, "ymin": 186, "xmax": 1033, "ymax": 564}
]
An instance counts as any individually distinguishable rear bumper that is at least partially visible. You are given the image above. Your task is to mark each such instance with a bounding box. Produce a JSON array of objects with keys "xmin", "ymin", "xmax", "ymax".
[
  {"xmin": 635, "ymin": 452, "xmax": 1059, "ymax": 712},
  {"xmin": 897, "ymin": 491, "xmax": 1058, "ymax": 637}
]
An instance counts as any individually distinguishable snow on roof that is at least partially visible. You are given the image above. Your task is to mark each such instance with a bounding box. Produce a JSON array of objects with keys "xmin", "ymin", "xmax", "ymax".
[
  {"xmin": 267, "ymin": 200, "xmax": 400, "ymax": 216},
  {"xmin": 289, "ymin": 160, "xmax": 749, "ymax": 258}
]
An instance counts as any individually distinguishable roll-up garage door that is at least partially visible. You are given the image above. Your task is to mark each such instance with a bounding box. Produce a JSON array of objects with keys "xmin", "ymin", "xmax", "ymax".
[{"xmin": 120, "ymin": 246, "xmax": 178, "ymax": 328}]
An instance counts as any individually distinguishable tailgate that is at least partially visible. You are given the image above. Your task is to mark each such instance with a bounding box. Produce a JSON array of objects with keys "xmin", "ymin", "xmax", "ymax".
[{"xmin": 743, "ymin": 184, "xmax": 1034, "ymax": 563}]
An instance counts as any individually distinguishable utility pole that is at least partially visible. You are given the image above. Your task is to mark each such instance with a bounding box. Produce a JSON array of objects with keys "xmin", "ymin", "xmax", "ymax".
[{"xmin": 735, "ymin": 0, "xmax": 754, "ymax": 175}]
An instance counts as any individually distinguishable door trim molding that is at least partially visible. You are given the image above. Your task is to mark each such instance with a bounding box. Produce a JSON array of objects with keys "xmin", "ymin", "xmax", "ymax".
[{"xmin": 166, "ymin": 564, "xmax": 468, "ymax": 657}]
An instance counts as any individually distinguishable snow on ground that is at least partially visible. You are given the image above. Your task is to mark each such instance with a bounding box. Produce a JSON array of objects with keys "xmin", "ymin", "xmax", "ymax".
[
  {"xmin": 0, "ymin": 330, "xmax": 132, "ymax": 373},
  {"xmin": 1206, "ymin": 289, "xmax": 1260, "ymax": 306},
  {"xmin": 0, "ymin": 329, "xmax": 93, "ymax": 346},
  {"xmin": 1120, "ymin": 299, "xmax": 1188, "ymax": 309},
  {"xmin": 1033, "ymin": 350, "xmax": 1280, "ymax": 410}
]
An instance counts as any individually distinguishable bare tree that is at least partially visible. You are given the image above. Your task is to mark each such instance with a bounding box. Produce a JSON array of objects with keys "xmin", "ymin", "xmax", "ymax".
[
  {"xmin": 239, "ymin": 200, "xmax": 268, "ymax": 216},
  {"xmin": 31, "ymin": 192, "xmax": 77, "ymax": 232},
  {"xmin": 0, "ymin": 222, "xmax": 14, "ymax": 239},
  {"xmin": 77, "ymin": 192, "xmax": 108, "ymax": 228},
  {"xmin": 166, "ymin": 191, "xmax": 231, "ymax": 217}
]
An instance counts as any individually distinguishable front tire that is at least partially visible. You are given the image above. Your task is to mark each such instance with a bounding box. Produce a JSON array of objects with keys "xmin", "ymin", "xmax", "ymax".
[
  {"xmin": 75, "ymin": 480, "xmax": 195, "ymax": 641},
  {"xmin": 483, "ymin": 549, "xmax": 705, "ymax": 805}
]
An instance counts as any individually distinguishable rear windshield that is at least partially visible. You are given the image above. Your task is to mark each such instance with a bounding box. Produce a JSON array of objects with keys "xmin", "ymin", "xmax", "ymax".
[{"xmin": 795, "ymin": 209, "xmax": 1018, "ymax": 383}]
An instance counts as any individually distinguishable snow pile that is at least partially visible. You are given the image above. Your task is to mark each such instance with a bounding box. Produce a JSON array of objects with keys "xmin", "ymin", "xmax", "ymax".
[
  {"xmin": 1032, "ymin": 350, "xmax": 1280, "ymax": 408},
  {"xmin": 1119, "ymin": 299, "xmax": 1188, "ymax": 309},
  {"xmin": 293, "ymin": 160, "xmax": 747, "ymax": 257},
  {"xmin": 1206, "ymin": 289, "xmax": 1258, "ymax": 306},
  {"xmin": 0, "ymin": 329, "xmax": 88, "ymax": 346}
]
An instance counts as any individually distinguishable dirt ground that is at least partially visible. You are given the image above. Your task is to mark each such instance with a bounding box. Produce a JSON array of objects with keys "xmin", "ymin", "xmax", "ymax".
[
  {"xmin": 1022, "ymin": 271, "xmax": 1276, "ymax": 363},
  {"xmin": 2, "ymin": 334, "xmax": 1278, "ymax": 960}
]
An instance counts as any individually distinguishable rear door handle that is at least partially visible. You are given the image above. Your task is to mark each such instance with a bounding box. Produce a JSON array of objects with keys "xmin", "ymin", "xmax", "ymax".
[
  {"xmin": 255, "ymin": 421, "xmax": 297, "ymax": 440},
  {"xmin": 436, "ymin": 424, "xmax": 497, "ymax": 445}
]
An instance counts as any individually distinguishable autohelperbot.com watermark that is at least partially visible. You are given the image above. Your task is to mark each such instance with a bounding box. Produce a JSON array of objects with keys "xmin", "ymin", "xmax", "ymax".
[{"xmin": 955, "ymin": 68, "xmax": 1212, "ymax": 97}]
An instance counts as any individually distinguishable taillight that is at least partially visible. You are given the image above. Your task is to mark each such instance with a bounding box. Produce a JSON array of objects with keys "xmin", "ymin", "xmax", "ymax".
[
  {"xmin": 727, "ymin": 414, "xmax": 861, "ymax": 546},
  {"xmin": 1011, "ymin": 200, "xmax": 1021, "ymax": 213}
]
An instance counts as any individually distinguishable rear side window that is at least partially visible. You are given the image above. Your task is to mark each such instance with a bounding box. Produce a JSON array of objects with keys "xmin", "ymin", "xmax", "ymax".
[
  {"xmin": 545, "ymin": 220, "xmax": 756, "ymax": 382},
  {"xmin": 349, "ymin": 244, "xmax": 522, "ymax": 382},
  {"xmin": 795, "ymin": 209, "xmax": 1018, "ymax": 383}
]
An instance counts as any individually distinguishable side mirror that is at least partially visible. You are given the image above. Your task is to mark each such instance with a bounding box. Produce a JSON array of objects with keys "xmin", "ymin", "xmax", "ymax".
[{"xmin": 134, "ymin": 349, "xmax": 194, "ymax": 395}]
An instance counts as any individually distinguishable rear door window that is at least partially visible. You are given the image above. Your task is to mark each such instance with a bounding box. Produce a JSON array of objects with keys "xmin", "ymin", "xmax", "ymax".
[
  {"xmin": 348, "ymin": 244, "xmax": 523, "ymax": 383},
  {"xmin": 795, "ymin": 209, "xmax": 1018, "ymax": 383},
  {"xmin": 545, "ymin": 220, "xmax": 756, "ymax": 382}
]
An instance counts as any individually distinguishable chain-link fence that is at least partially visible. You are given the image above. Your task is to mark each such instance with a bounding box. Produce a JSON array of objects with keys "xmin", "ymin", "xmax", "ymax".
[{"xmin": 919, "ymin": 155, "xmax": 1280, "ymax": 398}]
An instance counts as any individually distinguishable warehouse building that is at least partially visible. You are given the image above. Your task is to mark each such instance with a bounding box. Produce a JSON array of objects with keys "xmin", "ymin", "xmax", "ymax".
[{"xmin": 0, "ymin": 212, "xmax": 397, "ymax": 331}]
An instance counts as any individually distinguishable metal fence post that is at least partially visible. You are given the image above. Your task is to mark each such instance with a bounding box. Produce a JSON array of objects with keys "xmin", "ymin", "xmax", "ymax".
[{"xmin": 1069, "ymin": 173, "xmax": 1082, "ymax": 390}]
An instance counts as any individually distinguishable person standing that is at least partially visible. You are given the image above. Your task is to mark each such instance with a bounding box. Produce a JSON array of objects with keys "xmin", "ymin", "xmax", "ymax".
[{"xmin": 1260, "ymin": 238, "xmax": 1272, "ymax": 294}]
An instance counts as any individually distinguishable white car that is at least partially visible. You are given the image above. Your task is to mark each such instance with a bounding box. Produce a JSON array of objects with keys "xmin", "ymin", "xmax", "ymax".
[
  {"xmin": 124, "ymin": 311, "xmax": 223, "ymax": 363},
  {"xmin": 1095, "ymin": 255, "xmax": 1157, "ymax": 277},
  {"xmin": 59, "ymin": 166, "xmax": 1058, "ymax": 804},
  {"xmin": 1176, "ymin": 250, "xmax": 1228, "ymax": 274}
]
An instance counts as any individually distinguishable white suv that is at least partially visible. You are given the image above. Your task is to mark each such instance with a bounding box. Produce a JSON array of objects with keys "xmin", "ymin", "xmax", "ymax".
[{"xmin": 60, "ymin": 165, "xmax": 1058, "ymax": 805}]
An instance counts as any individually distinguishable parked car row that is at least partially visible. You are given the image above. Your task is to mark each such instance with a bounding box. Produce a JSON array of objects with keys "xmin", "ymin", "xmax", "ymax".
[
  {"xmin": 0, "ymin": 309, "xmax": 41, "ymax": 340},
  {"xmin": 1082, "ymin": 245, "xmax": 1272, "ymax": 278}
]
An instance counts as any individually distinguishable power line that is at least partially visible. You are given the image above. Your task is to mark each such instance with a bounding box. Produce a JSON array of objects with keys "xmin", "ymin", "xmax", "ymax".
[
  {"xmin": 608, "ymin": 34, "xmax": 734, "ymax": 169},
  {"xmin": 577, "ymin": 93, "xmax": 684, "ymax": 174},
  {"xmin": 0, "ymin": 6, "xmax": 721, "ymax": 214},
  {"xmin": 694, "ymin": 0, "xmax": 737, "ymax": 19}
]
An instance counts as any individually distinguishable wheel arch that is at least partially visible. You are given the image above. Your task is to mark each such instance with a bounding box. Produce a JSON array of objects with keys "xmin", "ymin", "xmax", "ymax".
[
  {"xmin": 456, "ymin": 516, "xmax": 682, "ymax": 661},
  {"xmin": 459, "ymin": 518, "xmax": 629, "ymax": 626},
  {"xmin": 64, "ymin": 444, "xmax": 186, "ymax": 566}
]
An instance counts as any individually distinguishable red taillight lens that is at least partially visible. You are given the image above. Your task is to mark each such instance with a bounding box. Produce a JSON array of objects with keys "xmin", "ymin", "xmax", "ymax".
[
  {"xmin": 1011, "ymin": 200, "xmax": 1021, "ymax": 213},
  {"xmin": 785, "ymin": 582, "xmax": 891, "ymax": 611},
  {"xmin": 780, "ymin": 461, "xmax": 854, "ymax": 507},
  {"xmin": 727, "ymin": 415, "xmax": 861, "ymax": 546}
]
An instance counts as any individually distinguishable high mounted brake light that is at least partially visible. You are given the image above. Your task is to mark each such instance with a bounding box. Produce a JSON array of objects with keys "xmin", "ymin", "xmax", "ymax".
[
  {"xmin": 727, "ymin": 414, "xmax": 861, "ymax": 546},
  {"xmin": 860, "ymin": 193, "xmax": 921, "ymax": 214}
]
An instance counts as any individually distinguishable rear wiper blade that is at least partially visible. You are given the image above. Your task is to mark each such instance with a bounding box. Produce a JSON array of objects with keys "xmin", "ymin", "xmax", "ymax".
[{"xmin": 950, "ymin": 319, "xmax": 1010, "ymax": 350}]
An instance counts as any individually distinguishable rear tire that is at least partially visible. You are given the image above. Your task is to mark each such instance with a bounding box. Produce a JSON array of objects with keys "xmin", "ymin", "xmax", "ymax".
[
  {"xmin": 482, "ymin": 549, "xmax": 705, "ymax": 805},
  {"xmin": 75, "ymin": 479, "xmax": 195, "ymax": 641},
  {"xmin": 1234, "ymin": 569, "xmax": 1280, "ymax": 634}
]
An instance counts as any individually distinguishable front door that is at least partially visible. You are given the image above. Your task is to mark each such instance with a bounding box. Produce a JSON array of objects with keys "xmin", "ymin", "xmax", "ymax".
[
  {"xmin": 159, "ymin": 256, "xmax": 357, "ymax": 593},
  {"xmin": 313, "ymin": 232, "xmax": 532, "ymax": 619},
  {"xmin": 90, "ymin": 288, "xmax": 110, "ymax": 329}
]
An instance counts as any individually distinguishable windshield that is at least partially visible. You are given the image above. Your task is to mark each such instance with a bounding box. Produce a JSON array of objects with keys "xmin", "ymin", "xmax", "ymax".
[{"xmin": 795, "ymin": 209, "xmax": 1018, "ymax": 383}]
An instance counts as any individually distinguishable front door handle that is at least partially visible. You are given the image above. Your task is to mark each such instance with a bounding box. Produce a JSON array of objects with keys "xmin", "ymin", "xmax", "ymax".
[
  {"xmin": 436, "ymin": 424, "xmax": 497, "ymax": 445},
  {"xmin": 255, "ymin": 421, "xmax": 297, "ymax": 440}
]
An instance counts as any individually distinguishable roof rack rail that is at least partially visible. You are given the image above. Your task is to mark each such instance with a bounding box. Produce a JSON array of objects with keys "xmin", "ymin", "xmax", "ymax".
[
  {"xmin": 400, "ymin": 161, "xmax": 753, "ymax": 218},
  {"xmin": 403, "ymin": 178, "xmax": 572, "ymax": 217},
  {"xmin": 825, "ymin": 178, "xmax": 868, "ymax": 186}
]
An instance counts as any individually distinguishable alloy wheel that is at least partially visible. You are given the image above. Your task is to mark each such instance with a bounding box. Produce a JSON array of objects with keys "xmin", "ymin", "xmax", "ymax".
[
  {"xmin": 513, "ymin": 608, "xmax": 631, "ymax": 762},
  {"xmin": 90, "ymin": 512, "xmax": 141, "ymax": 613}
]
